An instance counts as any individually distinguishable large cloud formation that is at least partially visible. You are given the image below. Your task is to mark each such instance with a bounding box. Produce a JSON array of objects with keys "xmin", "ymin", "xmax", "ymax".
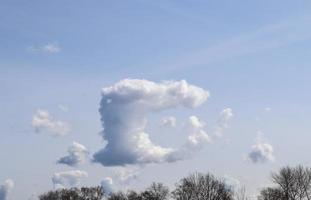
[
  {"xmin": 32, "ymin": 110, "xmax": 70, "ymax": 136},
  {"xmin": 0, "ymin": 179, "xmax": 14, "ymax": 200},
  {"xmin": 52, "ymin": 170, "xmax": 88, "ymax": 189},
  {"xmin": 93, "ymin": 79, "xmax": 209, "ymax": 166},
  {"xmin": 57, "ymin": 142, "xmax": 89, "ymax": 167}
]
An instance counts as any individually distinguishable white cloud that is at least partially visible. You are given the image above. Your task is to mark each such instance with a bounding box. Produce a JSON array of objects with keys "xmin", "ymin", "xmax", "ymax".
[
  {"xmin": 162, "ymin": 15, "xmax": 311, "ymax": 71},
  {"xmin": 32, "ymin": 110, "xmax": 70, "ymax": 137},
  {"xmin": 93, "ymin": 79, "xmax": 209, "ymax": 166},
  {"xmin": 247, "ymin": 134, "xmax": 275, "ymax": 163},
  {"xmin": 161, "ymin": 116, "xmax": 176, "ymax": 127},
  {"xmin": 101, "ymin": 177, "xmax": 114, "ymax": 194},
  {"xmin": 57, "ymin": 142, "xmax": 89, "ymax": 167},
  {"xmin": 223, "ymin": 175, "xmax": 241, "ymax": 190},
  {"xmin": 58, "ymin": 104, "xmax": 69, "ymax": 112},
  {"xmin": 157, "ymin": 115, "xmax": 211, "ymax": 162},
  {"xmin": 264, "ymin": 107, "xmax": 272, "ymax": 112},
  {"xmin": 0, "ymin": 179, "xmax": 14, "ymax": 200},
  {"xmin": 28, "ymin": 43, "xmax": 60, "ymax": 54},
  {"xmin": 187, "ymin": 116, "xmax": 210, "ymax": 146},
  {"xmin": 113, "ymin": 168, "xmax": 139, "ymax": 185},
  {"xmin": 213, "ymin": 108, "xmax": 233, "ymax": 137},
  {"xmin": 52, "ymin": 170, "xmax": 88, "ymax": 189}
]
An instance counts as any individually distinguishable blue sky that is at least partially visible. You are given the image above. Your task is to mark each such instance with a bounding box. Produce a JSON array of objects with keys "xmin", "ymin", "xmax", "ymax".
[{"xmin": 1, "ymin": 0, "xmax": 311, "ymax": 199}]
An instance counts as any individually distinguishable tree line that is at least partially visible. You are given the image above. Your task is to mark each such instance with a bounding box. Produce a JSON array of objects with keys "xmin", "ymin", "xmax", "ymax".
[{"xmin": 40, "ymin": 165, "xmax": 311, "ymax": 200}]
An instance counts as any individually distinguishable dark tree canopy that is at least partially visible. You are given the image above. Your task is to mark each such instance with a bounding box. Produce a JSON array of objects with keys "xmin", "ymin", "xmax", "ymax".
[
  {"xmin": 258, "ymin": 165, "xmax": 311, "ymax": 200},
  {"xmin": 39, "ymin": 186, "xmax": 104, "ymax": 200},
  {"xmin": 107, "ymin": 183, "xmax": 169, "ymax": 200},
  {"xmin": 38, "ymin": 172, "xmax": 236, "ymax": 200},
  {"xmin": 141, "ymin": 182, "xmax": 170, "ymax": 200},
  {"xmin": 172, "ymin": 172, "xmax": 234, "ymax": 200}
]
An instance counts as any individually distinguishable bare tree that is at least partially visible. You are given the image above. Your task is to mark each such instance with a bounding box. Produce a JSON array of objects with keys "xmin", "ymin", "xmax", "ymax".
[
  {"xmin": 39, "ymin": 186, "xmax": 104, "ymax": 200},
  {"xmin": 235, "ymin": 186, "xmax": 249, "ymax": 200},
  {"xmin": 271, "ymin": 166, "xmax": 299, "ymax": 200},
  {"xmin": 258, "ymin": 165, "xmax": 311, "ymax": 200},
  {"xmin": 172, "ymin": 172, "xmax": 233, "ymax": 200},
  {"xmin": 127, "ymin": 190, "xmax": 143, "ymax": 200},
  {"xmin": 141, "ymin": 182, "xmax": 170, "ymax": 200},
  {"xmin": 108, "ymin": 192, "xmax": 128, "ymax": 200}
]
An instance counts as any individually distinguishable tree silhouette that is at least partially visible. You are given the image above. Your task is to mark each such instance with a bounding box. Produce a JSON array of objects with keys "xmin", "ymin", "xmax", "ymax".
[
  {"xmin": 172, "ymin": 172, "xmax": 233, "ymax": 200},
  {"xmin": 39, "ymin": 186, "xmax": 104, "ymax": 200},
  {"xmin": 258, "ymin": 165, "xmax": 311, "ymax": 200}
]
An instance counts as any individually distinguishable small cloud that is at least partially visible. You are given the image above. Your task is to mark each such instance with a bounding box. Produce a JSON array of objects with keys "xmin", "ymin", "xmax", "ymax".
[
  {"xmin": 264, "ymin": 107, "xmax": 272, "ymax": 112},
  {"xmin": 57, "ymin": 142, "xmax": 89, "ymax": 167},
  {"xmin": 246, "ymin": 133, "xmax": 275, "ymax": 163},
  {"xmin": 42, "ymin": 43, "xmax": 60, "ymax": 53},
  {"xmin": 213, "ymin": 108, "xmax": 233, "ymax": 137},
  {"xmin": 161, "ymin": 116, "xmax": 176, "ymax": 127},
  {"xmin": 101, "ymin": 177, "xmax": 114, "ymax": 194},
  {"xmin": 166, "ymin": 116, "xmax": 211, "ymax": 162},
  {"xmin": 0, "ymin": 179, "xmax": 14, "ymax": 200},
  {"xmin": 113, "ymin": 167, "xmax": 139, "ymax": 185},
  {"xmin": 52, "ymin": 170, "xmax": 88, "ymax": 189},
  {"xmin": 32, "ymin": 109, "xmax": 70, "ymax": 137},
  {"xmin": 58, "ymin": 104, "xmax": 69, "ymax": 112},
  {"xmin": 187, "ymin": 116, "xmax": 210, "ymax": 146},
  {"xmin": 189, "ymin": 115, "xmax": 204, "ymax": 129},
  {"xmin": 28, "ymin": 43, "xmax": 60, "ymax": 54}
]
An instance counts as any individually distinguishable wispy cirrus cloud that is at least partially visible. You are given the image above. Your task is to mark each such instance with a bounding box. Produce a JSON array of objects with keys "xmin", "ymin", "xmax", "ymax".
[
  {"xmin": 28, "ymin": 43, "xmax": 60, "ymax": 54},
  {"xmin": 156, "ymin": 15, "xmax": 311, "ymax": 72}
]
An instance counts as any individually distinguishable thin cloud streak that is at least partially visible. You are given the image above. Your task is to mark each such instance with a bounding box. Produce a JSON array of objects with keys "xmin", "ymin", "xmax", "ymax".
[{"xmin": 159, "ymin": 15, "xmax": 311, "ymax": 71}]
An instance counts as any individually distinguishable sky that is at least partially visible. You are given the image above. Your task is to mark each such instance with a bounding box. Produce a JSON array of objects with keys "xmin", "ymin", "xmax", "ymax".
[{"xmin": 1, "ymin": 0, "xmax": 311, "ymax": 199}]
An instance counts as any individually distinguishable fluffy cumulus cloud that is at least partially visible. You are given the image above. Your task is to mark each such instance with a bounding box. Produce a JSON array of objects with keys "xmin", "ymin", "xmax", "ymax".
[
  {"xmin": 32, "ymin": 110, "xmax": 70, "ymax": 136},
  {"xmin": 57, "ymin": 142, "xmax": 89, "ymax": 167},
  {"xmin": 101, "ymin": 177, "xmax": 114, "ymax": 194},
  {"xmin": 52, "ymin": 170, "xmax": 88, "ymax": 189},
  {"xmin": 93, "ymin": 79, "xmax": 209, "ymax": 166},
  {"xmin": 167, "ymin": 116, "xmax": 211, "ymax": 160},
  {"xmin": 161, "ymin": 116, "xmax": 177, "ymax": 127},
  {"xmin": 187, "ymin": 116, "xmax": 210, "ymax": 147},
  {"xmin": 0, "ymin": 179, "xmax": 14, "ymax": 200},
  {"xmin": 213, "ymin": 108, "xmax": 233, "ymax": 137},
  {"xmin": 247, "ymin": 134, "xmax": 275, "ymax": 163}
]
